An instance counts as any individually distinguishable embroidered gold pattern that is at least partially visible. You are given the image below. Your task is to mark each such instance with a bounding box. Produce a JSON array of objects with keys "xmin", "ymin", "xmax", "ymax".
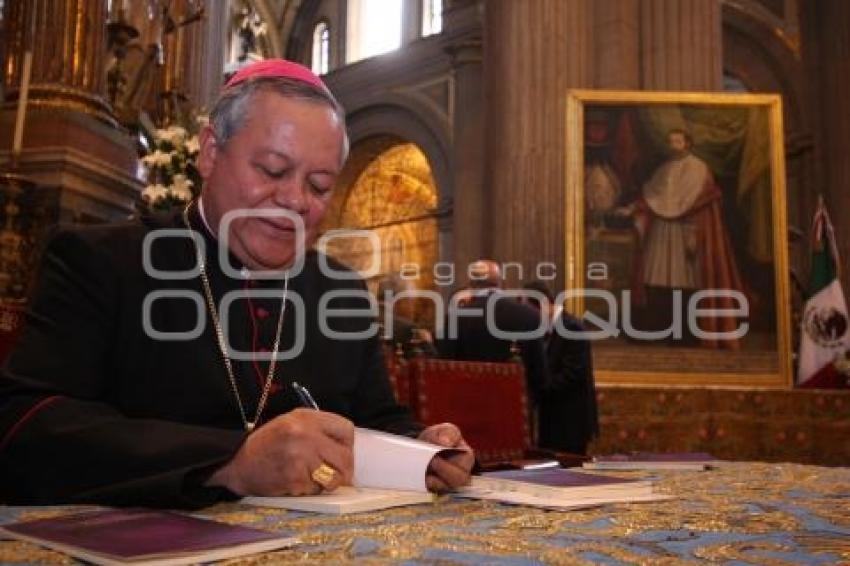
[{"xmin": 2, "ymin": 463, "xmax": 847, "ymax": 564}]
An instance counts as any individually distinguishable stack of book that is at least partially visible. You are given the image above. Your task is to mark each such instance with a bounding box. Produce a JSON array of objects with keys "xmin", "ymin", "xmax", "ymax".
[{"xmin": 456, "ymin": 467, "xmax": 670, "ymax": 510}]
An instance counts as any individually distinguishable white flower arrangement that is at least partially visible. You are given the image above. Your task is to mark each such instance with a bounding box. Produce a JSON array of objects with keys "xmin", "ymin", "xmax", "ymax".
[{"xmin": 139, "ymin": 122, "xmax": 202, "ymax": 212}]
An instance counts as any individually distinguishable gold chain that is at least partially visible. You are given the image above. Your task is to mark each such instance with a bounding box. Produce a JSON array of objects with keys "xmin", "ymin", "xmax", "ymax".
[{"xmin": 182, "ymin": 204, "xmax": 289, "ymax": 432}]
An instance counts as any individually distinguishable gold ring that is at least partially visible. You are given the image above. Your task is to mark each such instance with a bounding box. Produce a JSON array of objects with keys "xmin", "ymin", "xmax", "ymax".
[{"xmin": 311, "ymin": 463, "xmax": 336, "ymax": 488}]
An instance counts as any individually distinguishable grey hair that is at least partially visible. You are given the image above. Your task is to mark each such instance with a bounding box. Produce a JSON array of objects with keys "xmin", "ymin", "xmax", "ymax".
[{"xmin": 209, "ymin": 76, "xmax": 350, "ymax": 163}]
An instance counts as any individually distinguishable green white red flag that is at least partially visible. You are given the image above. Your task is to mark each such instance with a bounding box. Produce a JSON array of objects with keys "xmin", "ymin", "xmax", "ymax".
[{"xmin": 797, "ymin": 199, "xmax": 849, "ymax": 388}]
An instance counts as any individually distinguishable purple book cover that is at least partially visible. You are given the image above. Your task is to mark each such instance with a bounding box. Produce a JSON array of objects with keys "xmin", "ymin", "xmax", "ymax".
[
  {"xmin": 595, "ymin": 452, "xmax": 716, "ymax": 463},
  {"xmin": 3, "ymin": 509, "xmax": 282, "ymax": 559},
  {"xmin": 482, "ymin": 468, "xmax": 640, "ymax": 487}
]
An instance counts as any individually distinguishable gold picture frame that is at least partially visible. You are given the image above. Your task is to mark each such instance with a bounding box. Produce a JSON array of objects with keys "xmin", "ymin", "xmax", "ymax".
[{"xmin": 565, "ymin": 90, "xmax": 791, "ymax": 388}]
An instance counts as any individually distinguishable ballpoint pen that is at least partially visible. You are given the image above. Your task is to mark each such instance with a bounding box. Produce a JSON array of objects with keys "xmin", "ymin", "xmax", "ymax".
[{"xmin": 292, "ymin": 381, "xmax": 319, "ymax": 410}]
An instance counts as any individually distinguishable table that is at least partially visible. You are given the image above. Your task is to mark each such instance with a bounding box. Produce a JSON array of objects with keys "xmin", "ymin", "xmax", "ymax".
[{"xmin": 1, "ymin": 462, "xmax": 848, "ymax": 564}]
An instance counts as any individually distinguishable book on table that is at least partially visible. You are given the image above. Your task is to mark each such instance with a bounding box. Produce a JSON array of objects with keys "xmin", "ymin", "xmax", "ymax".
[
  {"xmin": 244, "ymin": 486, "xmax": 435, "ymax": 515},
  {"xmin": 466, "ymin": 467, "xmax": 654, "ymax": 498},
  {"xmin": 455, "ymin": 467, "xmax": 671, "ymax": 509},
  {"xmin": 0, "ymin": 508, "xmax": 296, "ymax": 566},
  {"xmin": 244, "ymin": 427, "xmax": 459, "ymax": 514},
  {"xmin": 245, "ymin": 429, "xmax": 672, "ymax": 514},
  {"xmin": 582, "ymin": 452, "xmax": 718, "ymax": 471}
]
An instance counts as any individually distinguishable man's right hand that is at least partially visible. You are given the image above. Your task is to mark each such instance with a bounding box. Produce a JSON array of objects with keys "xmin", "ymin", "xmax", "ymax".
[{"xmin": 206, "ymin": 408, "xmax": 355, "ymax": 496}]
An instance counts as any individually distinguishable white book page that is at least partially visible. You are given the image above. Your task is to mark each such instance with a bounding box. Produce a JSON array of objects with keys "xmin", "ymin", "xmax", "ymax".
[
  {"xmin": 244, "ymin": 487, "xmax": 433, "ymax": 514},
  {"xmin": 455, "ymin": 488, "xmax": 674, "ymax": 509},
  {"xmin": 353, "ymin": 428, "xmax": 450, "ymax": 492},
  {"xmin": 583, "ymin": 462, "xmax": 710, "ymax": 471}
]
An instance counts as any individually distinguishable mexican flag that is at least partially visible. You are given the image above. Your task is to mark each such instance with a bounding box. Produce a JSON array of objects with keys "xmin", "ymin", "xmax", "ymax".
[{"xmin": 797, "ymin": 200, "xmax": 849, "ymax": 388}]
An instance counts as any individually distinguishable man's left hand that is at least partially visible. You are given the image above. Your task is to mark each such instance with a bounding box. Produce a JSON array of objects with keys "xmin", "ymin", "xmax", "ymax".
[{"xmin": 418, "ymin": 423, "xmax": 474, "ymax": 492}]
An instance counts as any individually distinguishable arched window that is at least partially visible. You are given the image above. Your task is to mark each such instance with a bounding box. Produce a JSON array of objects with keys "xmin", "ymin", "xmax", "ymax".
[
  {"xmin": 346, "ymin": 0, "xmax": 403, "ymax": 63},
  {"xmin": 312, "ymin": 21, "xmax": 330, "ymax": 75},
  {"xmin": 422, "ymin": 0, "xmax": 443, "ymax": 37}
]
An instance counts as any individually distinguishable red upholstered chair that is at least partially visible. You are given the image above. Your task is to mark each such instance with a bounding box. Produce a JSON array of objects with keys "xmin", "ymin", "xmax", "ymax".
[
  {"xmin": 382, "ymin": 343, "xmax": 412, "ymax": 407},
  {"xmin": 0, "ymin": 301, "xmax": 24, "ymax": 364},
  {"xmin": 407, "ymin": 358, "xmax": 531, "ymax": 464}
]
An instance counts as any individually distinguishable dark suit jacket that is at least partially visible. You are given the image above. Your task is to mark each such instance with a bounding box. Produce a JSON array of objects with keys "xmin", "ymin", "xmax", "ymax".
[
  {"xmin": 0, "ymin": 206, "xmax": 416, "ymax": 507},
  {"xmin": 537, "ymin": 313, "xmax": 599, "ymax": 454},
  {"xmin": 382, "ymin": 315, "xmax": 437, "ymax": 359},
  {"xmin": 439, "ymin": 291, "xmax": 547, "ymax": 401}
]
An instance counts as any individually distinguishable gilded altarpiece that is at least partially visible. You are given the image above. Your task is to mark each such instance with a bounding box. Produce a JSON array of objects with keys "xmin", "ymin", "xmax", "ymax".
[{"xmin": 319, "ymin": 143, "xmax": 439, "ymax": 328}]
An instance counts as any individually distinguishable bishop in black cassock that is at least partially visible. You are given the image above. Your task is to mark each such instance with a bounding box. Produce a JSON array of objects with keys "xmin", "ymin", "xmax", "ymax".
[{"xmin": 0, "ymin": 205, "xmax": 417, "ymax": 507}]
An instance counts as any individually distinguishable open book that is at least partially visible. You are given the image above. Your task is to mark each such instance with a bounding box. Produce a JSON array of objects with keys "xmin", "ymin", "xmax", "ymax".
[
  {"xmin": 244, "ymin": 428, "xmax": 459, "ymax": 514},
  {"xmin": 583, "ymin": 452, "xmax": 718, "ymax": 471},
  {"xmin": 0, "ymin": 509, "xmax": 296, "ymax": 566}
]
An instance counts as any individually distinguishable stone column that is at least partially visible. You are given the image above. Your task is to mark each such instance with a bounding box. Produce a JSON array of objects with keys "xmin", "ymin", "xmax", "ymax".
[
  {"xmin": 483, "ymin": 0, "xmax": 593, "ymax": 288},
  {"xmin": 0, "ymin": 0, "xmax": 139, "ymax": 221},
  {"xmin": 445, "ymin": 12, "xmax": 484, "ymax": 277},
  {"xmin": 594, "ymin": 0, "xmax": 640, "ymax": 89},
  {"xmin": 801, "ymin": 0, "xmax": 850, "ymax": 290},
  {"xmin": 195, "ymin": 0, "xmax": 229, "ymax": 110},
  {"xmin": 639, "ymin": 0, "xmax": 723, "ymax": 90}
]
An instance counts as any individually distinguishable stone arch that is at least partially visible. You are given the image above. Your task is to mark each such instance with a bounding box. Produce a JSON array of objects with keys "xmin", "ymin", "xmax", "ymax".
[
  {"xmin": 722, "ymin": 1, "xmax": 814, "ymax": 284},
  {"xmin": 722, "ymin": 3, "xmax": 806, "ymax": 133},
  {"xmin": 344, "ymin": 99, "xmax": 453, "ymax": 216}
]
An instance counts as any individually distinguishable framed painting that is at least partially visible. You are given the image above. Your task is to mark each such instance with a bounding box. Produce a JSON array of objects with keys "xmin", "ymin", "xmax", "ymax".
[{"xmin": 565, "ymin": 90, "xmax": 791, "ymax": 387}]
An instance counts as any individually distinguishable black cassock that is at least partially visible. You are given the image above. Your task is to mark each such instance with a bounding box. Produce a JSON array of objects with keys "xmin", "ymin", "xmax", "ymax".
[
  {"xmin": 537, "ymin": 313, "xmax": 599, "ymax": 454},
  {"xmin": 0, "ymin": 205, "xmax": 416, "ymax": 508}
]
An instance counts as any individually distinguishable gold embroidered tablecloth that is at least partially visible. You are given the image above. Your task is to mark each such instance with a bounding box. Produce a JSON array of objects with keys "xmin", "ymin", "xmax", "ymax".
[{"xmin": 1, "ymin": 462, "xmax": 848, "ymax": 564}]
